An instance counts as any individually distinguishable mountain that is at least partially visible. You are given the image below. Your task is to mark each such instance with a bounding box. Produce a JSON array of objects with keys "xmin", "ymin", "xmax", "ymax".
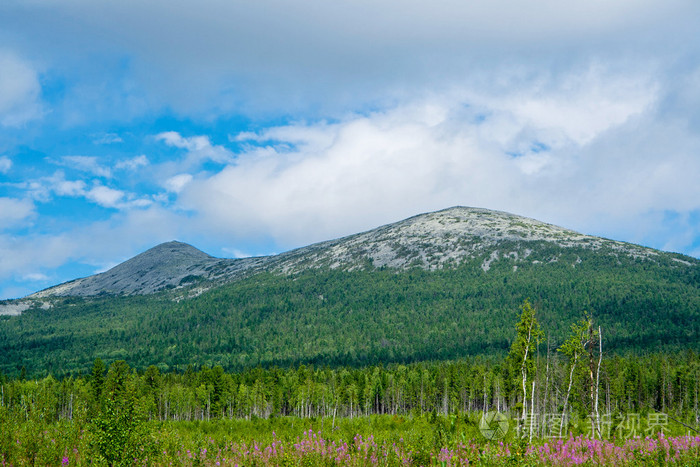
[
  {"xmin": 30, "ymin": 241, "xmax": 218, "ymax": 297},
  {"xmin": 26, "ymin": 206, "xmax": 684, "ymax": 299},
  {"xmin": 1, "ymin": 207, "xmax": 698, "ymax": 377}
]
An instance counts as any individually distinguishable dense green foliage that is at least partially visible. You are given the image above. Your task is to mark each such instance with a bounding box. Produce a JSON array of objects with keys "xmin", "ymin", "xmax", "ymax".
[
  {"xmin": 2, "ymin": 352, "xmax": 700, "ymax": 465},
  {"xmin": 1, "ymin": 352, "xmax": 699, "ymax": 427},
  {"xmin": 1, "ymin": 243, "xmax": 698, "ymax": 378},
  {"xmin": 2, "ymin": 293, "xmax": 700, "ymax": 465}
]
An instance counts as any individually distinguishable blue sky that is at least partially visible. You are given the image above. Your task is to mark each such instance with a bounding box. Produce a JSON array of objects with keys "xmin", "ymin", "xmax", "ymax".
[{"xmin": 1, "ymin": 1, "xmax": 700, "ymax": 299}]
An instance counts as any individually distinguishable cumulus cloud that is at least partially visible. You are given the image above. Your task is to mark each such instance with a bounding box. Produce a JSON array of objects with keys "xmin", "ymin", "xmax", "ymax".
[
  {"xmin": 15, "ymin": 171, "xmax": 153, "ymax": 211},
  {"xmin": 86, "ymin": 185, "xmax": 124, "ymax": 208},
  {"xmin": 0, "ymin": 197, "xmax": 35, "ymax": 229},
  {"xmin": 0, "ymin": 51, "xmax": 43, "ymax": 126},
  {"xmin": 16, "ymin": 171, "xmax": 85, "ymax": 201},
  {"xmin": 178, "ymin": 106, "xmax": 515, "ymax": 244},
  {"xmin": 468, "ymin": 65, "xmax": 659, "ymax": 149},
  {"xmin": 53, "ymin": 178, "xmax": 87, "ymax": 197},
  {"xmin": 82, "ymin": 184, "xmax": 153, "ymax": 210},
  {"xmin": 0, "ymin": 234, "xmax": 78, "ymax": 283},
  {"xmin": 156, "ymin": 131, "xmax": 234, "ymax": 169}
]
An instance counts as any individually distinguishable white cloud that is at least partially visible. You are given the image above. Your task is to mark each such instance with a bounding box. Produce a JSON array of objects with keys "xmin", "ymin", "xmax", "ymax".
[
  {"xmin": 115, "ymin": 155, "xmax": 149, "ymax": 170},
  {"xmin": 0, "ymin": 0, "xmax": 699, "ymax": 299},
  {"xmin": 54, "ymin": 178, "xmax": 87, "ymax": 197},
  {"xmin": 0, "ymin": 197, "xmax": 35, "ymax": 229},
  {"xmin": 0, "ymin": 156, "xmax": 11, "ymax": 173},
  {"xmin": 174, "ymin": 73, "xmax": 700, "ymax": 255},
  {"xmin": 16, "ymin": 171, "xmax": 85, "ymax": 201},
  {"xmin": 59, "ymin": 156, "xmax": 113, "ymax": 178},
  {"xmin": 3, "ymin": 1, "xmax": 696, "ymax": 116},
  {"xmin": 83, "ymin": 185, "xmax": 153, "ymax": 210},
  {"xmin": 180, "ymin": 106, "xmax": 506, "ymax": 245},
  {"xmin": 23, "ymin": 272, "xmax": 49, "ymax": 282},
  {"xmin": 85, "ymin": 185, "xmax": 125, "ymax": 208},
  {"xmin": 0, "ymin": 206, "xmax": 186, "ymax": 288},
  {"xmin": 157, "ymin": 131, "xmax": 206, "ymax": 150},
  {"xmin": 0, "ymin": 205, "xmax": 183, "ymax": 285},
  {"xmin": 231, "ymin": 132, "xmax": 258, "ymax": 143},
  {"xmin": 156, "ymin": 131, "xmax": 233, "ymax": 168},
  {"xmin": 0, "ymin": 51, "xmax": 43, "ymax": 126},
  {"xmin": 0, "ymin": 234, "xmax": 77, "ymax": 284},
  {"xmin": 471, "ymin": 65, "xmax": 659, "ymax": 148},
  {"xmin": 164, "ymin": 173, "xmax": 193, "ymax": 193},
  {"xmin": 17, "ymin": 171, "xmax": 154, "ymax": 211}
]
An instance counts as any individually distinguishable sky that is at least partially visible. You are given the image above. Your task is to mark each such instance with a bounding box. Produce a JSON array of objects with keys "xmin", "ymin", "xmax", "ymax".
[{"xmin": 1, "ymin": 1, "xmax": 700, "ymax": 299}]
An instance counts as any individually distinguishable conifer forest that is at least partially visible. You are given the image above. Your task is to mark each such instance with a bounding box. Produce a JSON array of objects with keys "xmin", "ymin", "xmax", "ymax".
[{"xmin": 3, "ymin": 299, "xmax": 700, "ymax": 465}]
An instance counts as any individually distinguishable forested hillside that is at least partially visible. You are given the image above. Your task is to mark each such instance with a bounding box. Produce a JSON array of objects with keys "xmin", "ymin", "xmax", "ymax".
[{"xmin": 2, "ymin": 239, "xmax": 698, "ymax": 378}]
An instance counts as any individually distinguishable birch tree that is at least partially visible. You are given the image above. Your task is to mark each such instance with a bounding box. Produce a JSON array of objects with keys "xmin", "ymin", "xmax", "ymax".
[
  {"xmin": 557, "ymin": 317, "xmax": 589, "ymax": 437},
  {"xmin": 507, "ymin": 300, "xmax": 544, "ymax": 423}
]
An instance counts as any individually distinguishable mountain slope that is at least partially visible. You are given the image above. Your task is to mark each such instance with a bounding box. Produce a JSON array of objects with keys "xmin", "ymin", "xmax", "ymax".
[
  {"xmin": 1, "ymin": 206, "xmax": 698, "ymax": 377},
  {"xmin": 27, "ymin": 206, "xmax": 688, "ymax": 299}
]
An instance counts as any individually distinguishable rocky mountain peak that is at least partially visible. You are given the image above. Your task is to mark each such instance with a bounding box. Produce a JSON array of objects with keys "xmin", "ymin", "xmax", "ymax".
[
  {"xmin": 134, "ymin": 240, "xmax": 214, "ymax": 263},
  {"xmin": 31, "ymin": 240, "xmax": 220, "ymax": 298}
]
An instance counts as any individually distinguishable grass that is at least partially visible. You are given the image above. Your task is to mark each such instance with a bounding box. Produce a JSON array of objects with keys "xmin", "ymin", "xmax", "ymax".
[{"xmin": 3, "ymin": 413, "xmax": 700, "ymax": 465}]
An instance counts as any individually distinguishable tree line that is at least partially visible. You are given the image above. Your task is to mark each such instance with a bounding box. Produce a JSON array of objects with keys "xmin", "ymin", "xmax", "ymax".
[{"xmin": 2, "ymin": 341, "xmax": 698, "ymax": 427}]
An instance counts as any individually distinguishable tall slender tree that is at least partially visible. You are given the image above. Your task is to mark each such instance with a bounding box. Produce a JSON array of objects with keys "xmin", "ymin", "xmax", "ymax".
[
  {"xmin": 507, "ymin": 300, "xmax": 544, "ymax": 423},
  {"xmin": 558, "ymin": 316, "xmax": 589, "ymax": 436}
]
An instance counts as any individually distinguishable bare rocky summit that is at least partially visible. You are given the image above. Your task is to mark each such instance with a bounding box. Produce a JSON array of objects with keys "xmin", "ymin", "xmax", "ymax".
[
  {"xmin": 23, "ymin": 206, "xmax": 696, "ymax": 300},
  {"xmin": 31, "ymin": 241, "xmax": 219, "ymax": 298},
  {"xmin": 271, "ymin": 206, "xmax": 659, "ymax": 272}
]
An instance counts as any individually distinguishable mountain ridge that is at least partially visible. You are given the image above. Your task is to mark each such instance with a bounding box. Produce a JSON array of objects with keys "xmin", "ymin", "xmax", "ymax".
[
  {"xmin": 23, "ymin": 206, "xmax": 697, "ymax": 300},
  {"xmin": 1, "ymin": 206, "xmax": 698, "ymax": 375}
]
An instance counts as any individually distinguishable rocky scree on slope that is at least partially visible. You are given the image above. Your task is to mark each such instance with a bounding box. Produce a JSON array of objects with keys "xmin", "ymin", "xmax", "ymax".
[{"xmin": 267, "ymin": 206, "xmax": 665, "ymax": 272}]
